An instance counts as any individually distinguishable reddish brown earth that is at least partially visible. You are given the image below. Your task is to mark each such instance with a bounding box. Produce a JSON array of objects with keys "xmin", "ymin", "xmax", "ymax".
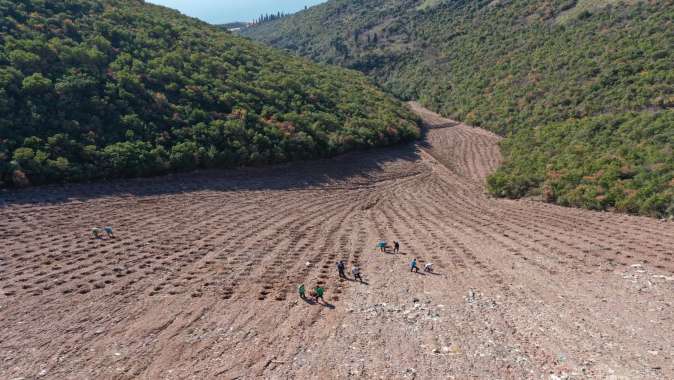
[{"xmin": 1, "ymin": 104, "xmax": 673, "ymax": 379}]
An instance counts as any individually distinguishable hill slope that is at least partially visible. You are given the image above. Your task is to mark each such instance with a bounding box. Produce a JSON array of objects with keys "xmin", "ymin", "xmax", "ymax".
[
  {"xmin": 244, "ymin": 0, "xmax": 674, "ymax": 217},
  {"xmin": 0, "ymin": 0, "xmax": 420, "ymax": 188}
]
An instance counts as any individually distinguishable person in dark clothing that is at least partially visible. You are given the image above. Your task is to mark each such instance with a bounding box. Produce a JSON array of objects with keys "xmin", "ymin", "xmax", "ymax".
[
  {"xmin": 336, "ymin": 260, "xmax": 346, "ymax": 278},
  {"xmin": 394, "ymin": 240, "xmax": 400, "ymax": 254},
  {"xmin": 351, "ymin": 266, "xmax": 363, "ymax": 282}
]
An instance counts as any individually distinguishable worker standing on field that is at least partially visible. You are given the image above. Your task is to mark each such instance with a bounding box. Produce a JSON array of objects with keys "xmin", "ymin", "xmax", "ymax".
[
  {"xmin": 336, "ymin": 260, "xmax": 346, "ymax": 278},
  {"xmin": 298, "ymin": 284, "xmax": 306, "ymax": 299},
  {"xmin": 314, "ymin": 285, "xmax": 325, "ymax": 303},
  {"xmin": 352, "ymin": 266, "xmax": 363, "ymax": 282}
]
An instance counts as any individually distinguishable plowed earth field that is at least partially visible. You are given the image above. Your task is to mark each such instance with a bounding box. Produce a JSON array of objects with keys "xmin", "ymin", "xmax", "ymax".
[{"xmin": 1, "ymin": 104, "xmax": 673, "ymax": 379}]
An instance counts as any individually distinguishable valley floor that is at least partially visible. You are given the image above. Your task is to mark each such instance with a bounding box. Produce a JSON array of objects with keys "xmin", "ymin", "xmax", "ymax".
[{"xmin": 1, "ymin": 104, "xmax": 673, "ymax": 379}]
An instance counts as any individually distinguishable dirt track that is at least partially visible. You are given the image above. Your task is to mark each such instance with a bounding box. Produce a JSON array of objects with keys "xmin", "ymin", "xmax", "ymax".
[{"xmin": 1, "ymin": 104, "xmax": 673, "ymax": 379}]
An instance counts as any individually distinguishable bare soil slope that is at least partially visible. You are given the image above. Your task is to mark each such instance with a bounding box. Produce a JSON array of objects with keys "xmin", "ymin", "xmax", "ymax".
[{"xmin": 1, "ymin": 105, "xmax": 673, "ymax": 379}]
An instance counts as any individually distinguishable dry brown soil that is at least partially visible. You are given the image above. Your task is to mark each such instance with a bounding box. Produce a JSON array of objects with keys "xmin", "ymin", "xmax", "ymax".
[{"xmin": 1, "ymin": 104, "xmax": 673, "ymax": 379}]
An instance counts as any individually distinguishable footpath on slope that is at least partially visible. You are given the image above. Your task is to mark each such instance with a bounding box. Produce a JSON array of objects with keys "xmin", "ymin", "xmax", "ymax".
[{"xmin": 0, "ymin": 104, "xmax": 672, "ymax": 379}]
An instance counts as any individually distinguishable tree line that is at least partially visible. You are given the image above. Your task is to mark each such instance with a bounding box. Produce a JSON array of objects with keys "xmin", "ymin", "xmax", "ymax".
[
  {"xmin": 244, "ymin": 0, "xmax": 674, "ymax": 218},
  {"xmin": 0, "ymin": 0, "xmax": 421, "ymax": 188}
]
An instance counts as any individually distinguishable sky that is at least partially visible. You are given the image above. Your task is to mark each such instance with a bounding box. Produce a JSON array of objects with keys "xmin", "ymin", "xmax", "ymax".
[{"xmin": 147, "ymin": 0, "xmax": 326, "ymax": 24}]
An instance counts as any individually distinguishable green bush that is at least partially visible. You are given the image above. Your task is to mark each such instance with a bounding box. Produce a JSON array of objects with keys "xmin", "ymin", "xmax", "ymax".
[{"xmin": 493, "ymin": 111, "xmax": 674, "ymax": 218}]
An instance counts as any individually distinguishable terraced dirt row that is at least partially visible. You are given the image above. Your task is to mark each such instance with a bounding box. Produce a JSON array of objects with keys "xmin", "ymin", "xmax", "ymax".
[{"xmin": 0, "ymin": 104, "xmax": 672, "ymax": 379}]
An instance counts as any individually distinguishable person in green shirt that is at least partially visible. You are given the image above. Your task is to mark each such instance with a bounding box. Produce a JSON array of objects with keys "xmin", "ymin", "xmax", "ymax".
[
  {"xmin": 314, "ymin": 285, "xmax": 325, "ymax": 303},
  {"xmin": 298, "ymin": 284, "xmax": 306, "ymax": 299}
]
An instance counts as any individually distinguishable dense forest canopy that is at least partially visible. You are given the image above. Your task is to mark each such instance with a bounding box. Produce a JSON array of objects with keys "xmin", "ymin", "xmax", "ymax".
[
  {"xmin": 0, "ymin": 0, "xmax": 420, "ymax": 188},
  {"xmin": 244, "ymin": 0, "xmax": 674, "ymax": 218}
]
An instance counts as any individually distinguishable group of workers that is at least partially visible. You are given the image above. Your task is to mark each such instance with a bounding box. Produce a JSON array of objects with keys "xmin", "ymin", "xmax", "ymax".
[
  {"xmin": 379, "ymin": 240, "xmax": 433, "ymax": 273},
  {"xmin": 297, "ymin": 260, "xmax": 362, "ymax": 305},
  {"xmin": 92, "ymin": 226, "xmax": 115, "ymax": 239},
  {"xmin": 298, "ymin": 283, "xmax": 325, "ymax": 304},
  {"xmin": 410, "ymin": 257, "xmax": 433, "ymax": 273},
  {"xmin": 298, "ymin": 239, "xmax": 435, "ymax": 305},
  {"xmin": 337, "ymin": 260, "xmax": 363, "ymax": 282},
  {"xmin": 377, "ymin": 239, "xmax": 400, "ymax": 254},
  {"xmin": 90, "ymin": 226, "xmax": 435, "ymax": 306}
]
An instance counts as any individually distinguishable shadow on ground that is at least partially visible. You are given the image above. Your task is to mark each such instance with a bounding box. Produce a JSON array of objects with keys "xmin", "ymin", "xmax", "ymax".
[{"xmin": 0, "ymin": 143, "xmax": 422, "ymax": 207}]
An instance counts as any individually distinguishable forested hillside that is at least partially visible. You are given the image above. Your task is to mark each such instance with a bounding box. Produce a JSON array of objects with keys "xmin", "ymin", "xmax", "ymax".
[
  {"xmin": 244, "ymin": 0, "xmax": 674, "ymax": 217},
  {"xmin": 0, "ymin": 0, "xmax": 420, "ymax": 188}
]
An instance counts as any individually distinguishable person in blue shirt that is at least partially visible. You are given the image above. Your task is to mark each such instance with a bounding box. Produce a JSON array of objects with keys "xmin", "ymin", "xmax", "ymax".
[{"xmin": 410, "ymin": 258, "xmax": 419, "ymax": 273}]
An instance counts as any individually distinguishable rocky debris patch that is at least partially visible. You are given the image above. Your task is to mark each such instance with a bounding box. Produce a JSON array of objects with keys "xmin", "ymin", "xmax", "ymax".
[
  {"xmin": 620, "ymin": 264, "xmax": 674, "ymax": 291},
  {"xmin": 464, "ymin": 288, "xmax": 498, "ymax": 310},
  {"xmin": 346, "ymin": 297, "xmax": 450, "ymax": 325}
]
